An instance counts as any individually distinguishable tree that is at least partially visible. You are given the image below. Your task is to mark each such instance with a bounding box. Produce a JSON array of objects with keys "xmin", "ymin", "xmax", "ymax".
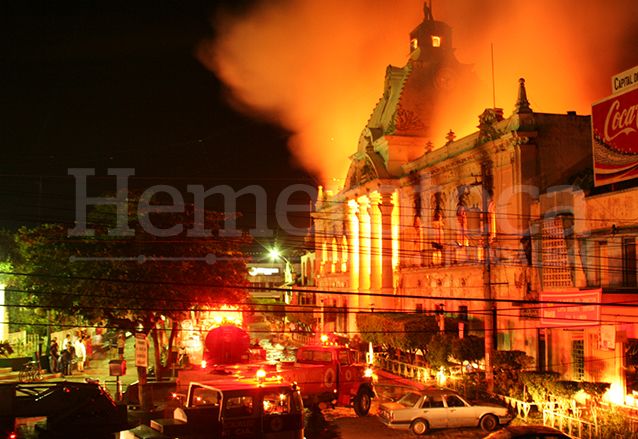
[
  {"xmin": 493, "ymin": 350, "xmax": 533, "ymax": 397},
  {"xmin": 356, "ymin": 312, "xmax": 463, "ymax": 366},
  {"xmin": 11, "ymin": 192, "xmax": 251, "ymax": 410},
  {"xmin": 451, "ymin": 335, "xmax": 485, "ymax": 369}
]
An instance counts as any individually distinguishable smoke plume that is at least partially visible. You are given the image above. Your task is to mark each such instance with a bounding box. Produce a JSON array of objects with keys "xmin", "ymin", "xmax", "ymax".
[{"xmin": 198, "ymin": 0, "xmax": 638, "ymax": 185}]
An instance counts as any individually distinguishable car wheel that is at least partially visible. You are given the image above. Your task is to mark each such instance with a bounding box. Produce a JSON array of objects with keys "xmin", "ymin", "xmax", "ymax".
[
  {"xmin": 353, "ymin": 389, "xmax": 371, "ymax": 416},
  {"xmin": 411, "ymin": 419, "xmax": 429, "ymax": 435},
  {"xmin": 480, "ymin": 414, "xmax": 498, "ymax": 431}
]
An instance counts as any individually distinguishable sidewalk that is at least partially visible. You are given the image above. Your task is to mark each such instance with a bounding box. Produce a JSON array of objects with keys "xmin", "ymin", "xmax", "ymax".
[{"xmin": 0, "ymin": 335, "xmax": 141, "ymax": 397}]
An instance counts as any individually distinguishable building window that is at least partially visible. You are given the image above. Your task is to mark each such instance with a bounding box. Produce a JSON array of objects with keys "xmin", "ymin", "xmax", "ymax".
[
  {"xmin": 410, "ymin": 38, "xmax": 419, "ymax": 51},
  {"xmin": 458, "ymin": 305, "xmax": 468, "ymax": 321},
  {"xmin": 416, "ymin": 303, "xmax": 423, "ymax": 314},
  {"xmin": 572, "ymin": 337, "xmax": 585, "ymax": 380},
  {"xmin": 431, "ymin": 36, "xmax": 441, "ymax": 47}
]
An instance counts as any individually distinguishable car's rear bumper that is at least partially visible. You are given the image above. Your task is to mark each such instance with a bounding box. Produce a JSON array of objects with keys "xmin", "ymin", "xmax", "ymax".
[{"xmin": 376, "ymin": 416, "xmax": 410, "ymax": 430}]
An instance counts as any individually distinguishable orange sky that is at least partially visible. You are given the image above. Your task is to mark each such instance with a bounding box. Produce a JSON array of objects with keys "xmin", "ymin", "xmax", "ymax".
[{"xmin": 198, "ymin": 0, "xmax": 638, "ymax": 186}]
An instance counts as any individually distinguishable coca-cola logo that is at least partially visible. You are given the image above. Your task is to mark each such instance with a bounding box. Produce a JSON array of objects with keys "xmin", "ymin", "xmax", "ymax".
[
  {"xmin": 593, "ymin": 87, "xmax": 638, "ymax": 155},
  {"xmin": 603, "ymin": 99, "xmax": 638, "ymax": 143}
]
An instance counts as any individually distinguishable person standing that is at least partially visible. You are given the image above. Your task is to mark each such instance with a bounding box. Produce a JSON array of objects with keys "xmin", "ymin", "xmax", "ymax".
[
  {"xmin": 62, "ymin": 334, "xmax": 71, "ymax": 350},
  {"xmin": 61, "ymin": 345, "xmax": 72, "ymax": 375},
  {"xmin": 49, "ymin": 337, "xmax": 59, "ymax": 373},
  {"xmin": 117, "ymin": 332, "xmax": 126, "ymax": 361},
  {"xmin": 85, "ymin": 335, "xmax": 93, "ymax": 369},
  {"xmin": 92, "ymin": 330, "xmax": 103, "ymax": 359},
  {"xmin": 75, "ymin": 336, "xmax": 86, "ymax": 372}
]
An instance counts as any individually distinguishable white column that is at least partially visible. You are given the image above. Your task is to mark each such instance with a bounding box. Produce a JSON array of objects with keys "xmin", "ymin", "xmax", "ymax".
[{"xmin": 358, "ymin": 197, "xmax": 371, "ymax": 310}]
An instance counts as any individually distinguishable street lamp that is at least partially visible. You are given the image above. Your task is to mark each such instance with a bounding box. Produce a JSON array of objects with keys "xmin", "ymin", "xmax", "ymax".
[{"xmin": 269, "ymin": 250, "xmax": 295, "ymax": 288}]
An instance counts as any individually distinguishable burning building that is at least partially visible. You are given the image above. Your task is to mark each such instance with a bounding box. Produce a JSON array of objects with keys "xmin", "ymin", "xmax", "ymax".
[{"xmin": 309, "ymin": 4, "xmax": 638, "ymax": 405}]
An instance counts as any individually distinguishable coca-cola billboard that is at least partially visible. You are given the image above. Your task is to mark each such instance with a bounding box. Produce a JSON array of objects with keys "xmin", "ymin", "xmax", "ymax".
[{"xmin": 592, "ymin": 86, "xmax": 638, "ymax": 186}]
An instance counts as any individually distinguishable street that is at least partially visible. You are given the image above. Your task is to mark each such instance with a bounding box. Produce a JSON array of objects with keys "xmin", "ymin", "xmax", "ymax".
[{"xmin": 305, "ymin": 379, "xmax": 491, "ymax": 439}]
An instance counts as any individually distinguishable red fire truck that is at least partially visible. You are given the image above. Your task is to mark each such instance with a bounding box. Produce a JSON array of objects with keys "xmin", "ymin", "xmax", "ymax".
[{"xmin": 179, "ymin": 341, "xmax": 375, "ymax": 416}]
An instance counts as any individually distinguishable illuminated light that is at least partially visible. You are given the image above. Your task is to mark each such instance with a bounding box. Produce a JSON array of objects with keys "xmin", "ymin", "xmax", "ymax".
[
  {"xmin": 213, "ymin": 316, "xmax": 223, "ymax": 324},
  {"xmin": 607, "ymin": 384, "xmax": 624, "ymax": 405},
  {"xmin": 364, "ymin": 368, "xmax": 373, "ymax": 378},
  {"xmin": 432, "ymin": 36, "xmax": 441, "ymax": 47},
  {"xmin": 436, "ymin": 367, "xmax": 447, "ymax": 386},
  {"xmin": 333, "ymin": 389, "xmax": 338, "ymax": 393},
  {"xmin": 280, "ymin": 394, "xmax": 286, "ymax": 400},
  {"xmin": 201, "ymin": 360, "xmax": 207, "ymax": 369},
  {"xmin": 196, "ymin": 396, "xmax": 202, "ymax": 402},
  {"xmin": 320, "ymin": 334, "xmax": 328, "ymax": 343},
  {"xmin": 256, "ymin": 369, "xmax": 267, "ymax": 383}
]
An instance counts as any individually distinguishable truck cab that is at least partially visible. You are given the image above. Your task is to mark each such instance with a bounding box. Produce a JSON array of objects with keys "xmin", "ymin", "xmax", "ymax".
[
  {"xmin": 295, "ymin": 344, "xmax": 375, "ymax": 416},
  {"xmin": 124, "ymin": 380, "xmax": 304, "ymax": 439}
]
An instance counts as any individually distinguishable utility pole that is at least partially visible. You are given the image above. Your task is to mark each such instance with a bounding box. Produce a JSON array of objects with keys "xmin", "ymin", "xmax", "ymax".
[{"xmin": 482, "ymin": 163, "xmax": 495, "ymax": 394}]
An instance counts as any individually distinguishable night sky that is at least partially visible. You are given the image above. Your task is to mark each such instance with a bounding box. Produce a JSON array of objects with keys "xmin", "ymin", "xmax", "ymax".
[
  {"xmin": 1, "ymin": 1, "xmax": 315, "ymax": 249},
  {"xmin": 4, "ymin": 0, "xmax": 638, "ymax": 257}
]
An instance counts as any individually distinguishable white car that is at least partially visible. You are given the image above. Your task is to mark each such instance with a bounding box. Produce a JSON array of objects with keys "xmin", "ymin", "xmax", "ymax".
[{"xmin": 377, "ymin": 388, "xmax": 512, "ymax": 435}]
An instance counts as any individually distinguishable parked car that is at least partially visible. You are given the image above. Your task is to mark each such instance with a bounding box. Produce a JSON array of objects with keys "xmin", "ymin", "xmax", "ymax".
[
  {"xmin": 483, "ymin": 425, "xmax": 570, "ymax": 439},
  {"xmin": 377, "ymin": 388, "xmax": 512, "ymax": 435}
]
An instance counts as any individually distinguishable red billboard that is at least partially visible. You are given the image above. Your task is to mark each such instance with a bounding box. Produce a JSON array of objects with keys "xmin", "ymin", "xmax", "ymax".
[
  {"xmin": 592, "ymin": 86, "xmax": 638, "ymax": 186},
  {"xmin": 540, "ymin": 289, "xmax": 601, "ymax": 327}
]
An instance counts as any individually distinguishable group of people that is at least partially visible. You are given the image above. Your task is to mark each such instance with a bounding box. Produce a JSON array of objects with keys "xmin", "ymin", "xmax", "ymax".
[{"xmin": 49, "ymin": 331, "xmax": 94, "ymax": 375}]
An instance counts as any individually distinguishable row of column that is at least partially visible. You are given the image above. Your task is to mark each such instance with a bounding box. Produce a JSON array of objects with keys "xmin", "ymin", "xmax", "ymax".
[{"xmin": 345, "ymin": 190, "xmax": 395, "ymax": 316}]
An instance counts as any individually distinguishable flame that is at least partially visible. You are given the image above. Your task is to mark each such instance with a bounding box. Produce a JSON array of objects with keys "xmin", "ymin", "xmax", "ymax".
[{"xmin": 198, "ymin": 0, "xmax": 638, "ymax": 185}]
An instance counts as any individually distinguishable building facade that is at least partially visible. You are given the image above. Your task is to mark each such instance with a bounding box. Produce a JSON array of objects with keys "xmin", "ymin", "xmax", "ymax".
[{"xmin": 309, "ymin": 7, "xmax": 638, "ymax": 405}]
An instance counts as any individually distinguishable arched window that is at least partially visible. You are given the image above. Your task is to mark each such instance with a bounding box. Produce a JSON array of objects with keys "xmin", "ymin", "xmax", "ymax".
[
  {"xmin": 432, "ymin": 195, "xmax": 444, "ymax": 265},
  {"xmin": 331, "ymin": 237, "xmax": 338, "ymax": 273},
  {"xmin": 456, "ymin": 187, "xmax": 470, "ymax": 247}
]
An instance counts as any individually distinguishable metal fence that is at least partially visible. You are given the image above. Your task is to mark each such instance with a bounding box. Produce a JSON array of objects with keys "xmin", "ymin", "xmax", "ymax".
[
  {"xmin": 543, "ymin": 408, "xmax": 599, "ymax": 439},
  {"xmin": 7, "ymin": 331, "xmax": 40, "ymax": 357}
]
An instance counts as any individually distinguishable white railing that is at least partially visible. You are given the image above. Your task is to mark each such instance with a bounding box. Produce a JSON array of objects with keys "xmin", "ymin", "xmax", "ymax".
[
  {"xmin": 374, "ymin": 356, "xmax": 433, "ymax": 385},
  {"xmin": 543, "ymin": 408, "xmax": 599, "ymax": 439},
  {"xmin": 493, "ymin": 394, "xmax": 553, "ymax": 420}
]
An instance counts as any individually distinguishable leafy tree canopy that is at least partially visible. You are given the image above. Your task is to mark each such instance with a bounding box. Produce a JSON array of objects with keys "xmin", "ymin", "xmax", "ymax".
[{"xmin": 10, "ymin": 191, "xmax": 251, "ymax": 346}]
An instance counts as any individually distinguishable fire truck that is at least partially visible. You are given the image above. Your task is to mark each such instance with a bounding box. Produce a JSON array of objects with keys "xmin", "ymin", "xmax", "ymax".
[
  {"xmin": 179, "ymin": 340, "xmax": 376, "ymax": 416},
  {"xmin": 122, "ymin": 379, "xmax": 304, "ymax": 439}
]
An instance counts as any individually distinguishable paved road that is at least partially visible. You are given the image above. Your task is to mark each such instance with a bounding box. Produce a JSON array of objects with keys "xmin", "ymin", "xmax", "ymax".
[
  {"xmin": 307, "ymin": 378, "xmax": 492, "ymax": 439},
  {"xmin": 320, "ymin": 400, "xmax": 490, "ymax": 439}
]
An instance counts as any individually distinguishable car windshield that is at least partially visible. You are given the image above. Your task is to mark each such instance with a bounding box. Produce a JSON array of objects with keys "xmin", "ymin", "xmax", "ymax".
[{"xmin": 397, "ymin": 392, "xmax": 421, "ymax": 407}]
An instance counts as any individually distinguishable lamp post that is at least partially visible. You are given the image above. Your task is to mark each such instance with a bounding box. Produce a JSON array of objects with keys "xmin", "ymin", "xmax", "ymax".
[{"xmin": 270, "ymin": 250, "xmax": 296, "ymax": 340}]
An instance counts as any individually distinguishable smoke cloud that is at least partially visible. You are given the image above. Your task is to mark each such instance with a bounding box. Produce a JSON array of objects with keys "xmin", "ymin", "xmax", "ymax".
[{"xmin": 198, "ymin": 0, "xmax": 638, "ymax": 185}]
